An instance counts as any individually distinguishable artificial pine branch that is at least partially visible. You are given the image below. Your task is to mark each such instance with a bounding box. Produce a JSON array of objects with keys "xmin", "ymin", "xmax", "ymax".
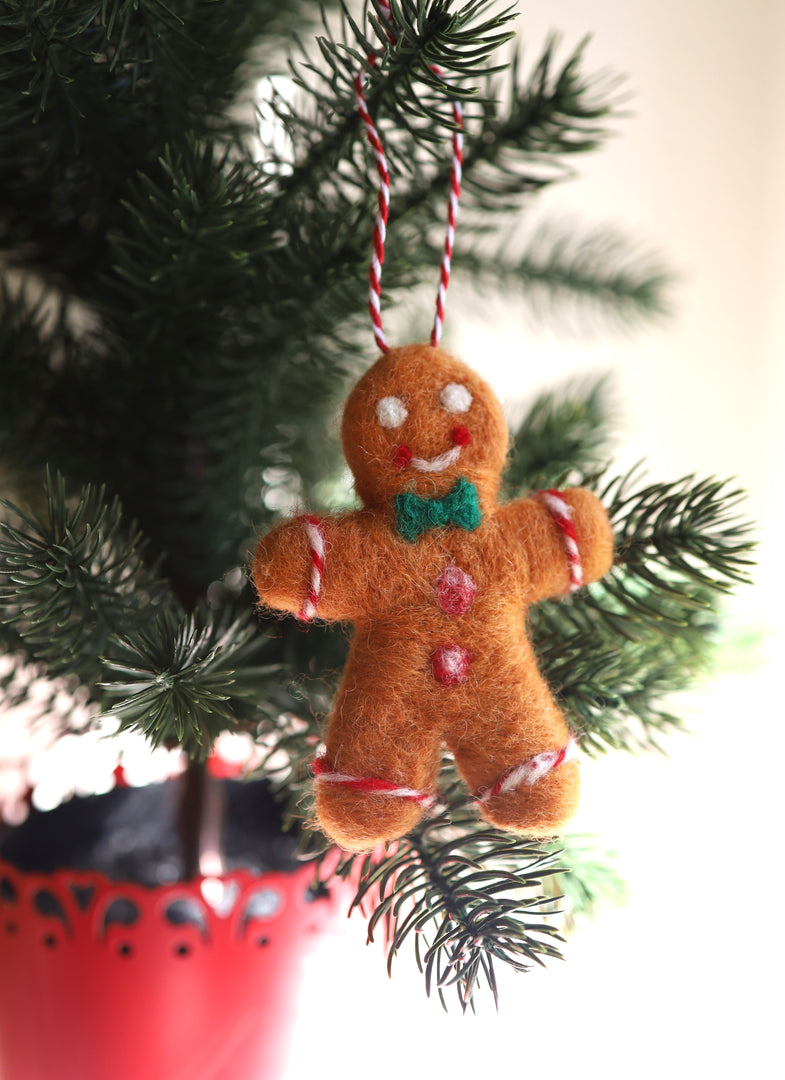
[
  {"xmin": 0, "ymin": 470, "xmax": 174, "ymax": 684},
  {"xmin": 281, "ymin": 0, "xmax": 515, "ymax": 194},
  {"xmin": 0, "ymin": 0, "xmax": 321, "ymax": 276},
  {"xmin": 531, "ymin": 600, "xmax": 703, "ymax": 753},
  {"xmin": 606, "ymin": 471, "xmax": 754, "ymax": 589},
  {"xmin": 503, "ymin": 375, "xmax": 614, "ymax": 495},
  {"xmin": 460, "ymin": 38, "xmax": 625, "ymax": 208},
  {"xmin": 265, "ymin": 29, "xmax": 653, "ymax": 342},
  {"xmin": 99, "ymin": 603, "xmax": 286, "ymax": 757},
  {"xmin": 502, "ymin": 392, "xmax": 755, "ymax": 751},
  {"xmin": 0, "ymin": 281, "xmax": 58, "ymax": 474},
  {"xmin": 541, "ymin": 834, "xmax": 628, "ymax": 929},
  {"xmin": 246, "ymin": 0, "xmax": 520, "ymax": 317},
  {"xmin": 450, "ymin": 224, "xmax": 672, "ymax": 331},
  {"xmin": 340, "ymin": 814, "xmax": 565, "ymax": 1011},
  {"xmin": 380, "ymin": 35, "xmax": 623, "ymax": 237},
  {"xmin": 587, "ymin": 469, "xmax": 755, "ymax": 634},
  {"xmin": 0, "ymin": 278, "xmax": 129, "ymax": 498},
  {"xmin": 0, "ymin": 470, "xmax": 298, "ymax": 754}
]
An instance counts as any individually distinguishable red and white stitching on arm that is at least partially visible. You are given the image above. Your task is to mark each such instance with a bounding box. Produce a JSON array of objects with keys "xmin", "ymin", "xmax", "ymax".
[
  {"xmin": 296, "ymin": 514, "xmax": 326, "ymax": 622},
  {"xmin": 535, "ymin": 489, "xmax": 584, "ymax": 592}
]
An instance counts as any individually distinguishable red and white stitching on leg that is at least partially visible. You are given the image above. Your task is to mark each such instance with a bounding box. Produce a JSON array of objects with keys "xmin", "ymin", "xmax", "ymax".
[
  {"xmin": 474, "ymin": 738, "xmax": 579, "ymax": 804},
  {"xmin": 312, "ymin": 754, "xmax": 439, "ymax": 812}
]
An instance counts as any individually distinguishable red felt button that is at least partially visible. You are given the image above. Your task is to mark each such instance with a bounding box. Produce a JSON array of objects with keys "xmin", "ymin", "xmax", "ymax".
[
  {"xmin": 451, "ymin": 425, "xmax": 471, "ymax": 446},
  {"xmin": 431, "ymin": 643, "xmax": 473, "ymax": 686},
  {"xmin": 435, "ymin": 566, "xmax": 478, "ymax": 616}
]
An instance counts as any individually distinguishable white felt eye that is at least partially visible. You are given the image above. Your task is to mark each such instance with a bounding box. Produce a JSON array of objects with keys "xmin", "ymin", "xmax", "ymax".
[
  {"xmin": 440, "ymin": 382, "xmax": 473, "ymax": 414},
  {"xmin": 376, "ymin": 396, "xmax": 408, "ymax": 429}
]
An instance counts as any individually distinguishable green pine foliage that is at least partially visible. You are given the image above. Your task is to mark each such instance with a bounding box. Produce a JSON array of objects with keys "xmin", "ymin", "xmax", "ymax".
[
  {"xmin": 541, "ymin": 835, "xmax": 628, "ymax": 930},
  {"xmin": 0, "ymin": 470, "xmax": 173, "ymax": 683},
  {"xmin": 0, "ymin": 0, "xmax": 754, "ymax": 1007},
  {"xmin": 502, "ymin": 374, "xmax": 614, "ymax": 494},
  {"xmin": 345, "ymin": 820, "xmax": 566, "ymax": 1013}
]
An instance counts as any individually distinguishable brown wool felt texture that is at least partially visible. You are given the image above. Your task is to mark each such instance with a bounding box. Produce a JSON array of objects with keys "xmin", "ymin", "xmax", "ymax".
[{"xmin": 253, "ymin": 344, "xmax": 614, "ymax": 852}]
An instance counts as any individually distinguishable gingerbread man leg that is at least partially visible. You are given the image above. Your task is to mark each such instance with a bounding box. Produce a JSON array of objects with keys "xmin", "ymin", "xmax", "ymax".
[
  {"xmin": 315, "ymin": 670, "xmax": 443, "ymax": 852},
  {"xmin": 447, "ymin": 674, "xmax": 580, "ymax": 837}
]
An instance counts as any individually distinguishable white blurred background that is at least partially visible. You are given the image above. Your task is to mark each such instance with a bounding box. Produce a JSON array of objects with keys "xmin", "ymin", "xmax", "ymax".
[{"xmin": 284, "ymin": 3, "xmax": 784, "ymax": 1077}]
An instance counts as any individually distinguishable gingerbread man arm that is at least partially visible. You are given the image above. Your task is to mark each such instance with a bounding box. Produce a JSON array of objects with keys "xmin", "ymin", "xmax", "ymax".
[
  {"xmin": 252, "ymin": 509, "xmax": 385, "ymax": 622},
  {"xmin": 497, "ymin": 488, "xmax": 614, "ymax": 603}
]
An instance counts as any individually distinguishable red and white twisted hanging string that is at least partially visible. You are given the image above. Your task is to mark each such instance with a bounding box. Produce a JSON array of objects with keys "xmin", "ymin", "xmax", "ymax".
[
  {"xmin": 535, "ymin": 488, "xmax": 585, "ymax": 592},
  {"xmin": 355, "ymin": 2, "xmax": 463, "ymax": 351},
  {"xmin": 354, "ymin": 61, "xmax": 391, "ymax": 352},
  {"xmin": 431, "ymin": 98, "xmax": 463, "ymax": 347}
]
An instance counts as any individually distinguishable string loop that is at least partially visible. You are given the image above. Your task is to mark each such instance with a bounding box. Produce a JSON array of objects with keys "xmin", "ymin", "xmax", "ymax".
[{"xmin": 356, "ymin": 3, "xmax": 463, "ymax": 352}]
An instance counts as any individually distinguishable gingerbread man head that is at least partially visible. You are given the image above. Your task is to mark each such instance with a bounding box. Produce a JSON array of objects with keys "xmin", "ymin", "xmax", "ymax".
[{"xmin": 341, "ymin": 343, "xmax": 509, "ymax": 511}]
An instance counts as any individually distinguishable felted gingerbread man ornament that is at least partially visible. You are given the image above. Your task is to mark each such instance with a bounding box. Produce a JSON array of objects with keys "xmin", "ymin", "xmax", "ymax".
[
  {"xmin": 253, "ymin": 342, "xmax": 614, "ymax": 851},
  {"xmin": 253, "ymin": 13, "xmax": 613, "ymax": 850}
]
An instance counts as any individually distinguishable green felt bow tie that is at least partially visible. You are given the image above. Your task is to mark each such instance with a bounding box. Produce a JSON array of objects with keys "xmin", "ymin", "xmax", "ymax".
[{"xmin": 394, "ymin": 477, "xmax": 482, "ymax": 541}]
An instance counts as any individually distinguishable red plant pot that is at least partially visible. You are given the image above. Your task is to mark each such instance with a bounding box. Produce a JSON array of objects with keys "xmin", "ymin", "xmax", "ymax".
[{"xmin": 0, "ymin": 855, "xmax": 345, "ymax": 1080}]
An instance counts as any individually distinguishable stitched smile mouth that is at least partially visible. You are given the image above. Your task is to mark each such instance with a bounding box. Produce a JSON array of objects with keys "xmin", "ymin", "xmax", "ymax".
[
  {"xmin": 395, "ymin": 425, "xmax": 471, "ymax": 473},
  {"xmin": 411, "ymin": 446, "xmax": 462, "ymax": 473}
]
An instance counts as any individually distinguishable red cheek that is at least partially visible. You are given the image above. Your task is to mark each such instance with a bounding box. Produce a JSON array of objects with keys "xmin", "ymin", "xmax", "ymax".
[
  {"xmin": 452, "ymin": 425, "xmax": 471, "ymax": 447},
  {"xmin": 393, "ymin": 444, "xmax": 412, "ymax": 469}
]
